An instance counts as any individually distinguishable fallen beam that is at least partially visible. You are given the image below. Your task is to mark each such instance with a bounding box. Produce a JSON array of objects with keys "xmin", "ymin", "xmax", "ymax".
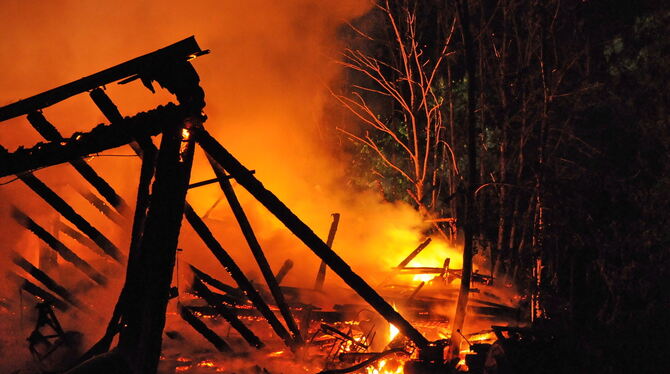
[
  {"xmin": 320, "ymin": 324, "xmax": 368, "ymax": 350},
  {"xmin": 208, "ymin": 155, "xmax": 303, "ymax": 346},
  {"xmin": 183, "ymin": 202, "xmax": 296, "ymax": 350},
  {"xmin": 191, "ymin": 276, "xmax": 264, "ymax": 349},
  {"xmin": 9, "ymin": 272, "xmax": 69, "ymax": 312},
  {"xmin": 189, "ymin": 265, "xmax": 245, "ymax": 301},
  {"xmin": 397, "ymin": 238, "xmax": 432, "ymax": 269},
  {"xmin": 314, "ymin": 213, "xmax": 340, "ymax": 291},
  {"xmin": 179, "ymin": 305, "xmax": 233, "ymax": 354},
  {"xmin": 196, "ymin": 128, "xmax": 430, "ymax": 349}
]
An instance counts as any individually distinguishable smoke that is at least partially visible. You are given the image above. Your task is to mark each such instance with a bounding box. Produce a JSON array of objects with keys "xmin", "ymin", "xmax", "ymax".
[{"xmin": 0, "ymin": 1, "xmax": 471, "ymax": 371}]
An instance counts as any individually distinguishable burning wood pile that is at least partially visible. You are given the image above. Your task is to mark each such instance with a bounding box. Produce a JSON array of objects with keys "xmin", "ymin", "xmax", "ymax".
[{"xmin": 0, "ymin": 38, "xmax": 519, "ymax": 374}]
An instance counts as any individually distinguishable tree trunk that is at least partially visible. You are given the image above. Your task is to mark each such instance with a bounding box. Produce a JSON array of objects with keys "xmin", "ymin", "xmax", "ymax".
[{"xmin": 451, "ymin": 0, "xmax": 478, "ymax": 356}]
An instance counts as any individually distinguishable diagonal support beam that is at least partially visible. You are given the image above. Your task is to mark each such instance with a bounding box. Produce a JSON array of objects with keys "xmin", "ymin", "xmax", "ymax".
[
  {"xmin": 207, "ymin": 155, "xmax": 303, "ymax": 346},
  {"xmin": 18, "ymin": 172, "xmax": 125, "ymax": 263},
  {"xmin": 195, "ymin": 128, "xmax": 430, "ymax": 350},
  {"xmin": 191, "ymin": 276, "xmax": 264, "ymax": 349},
  {"xmin": 27, "ymin": 111, "xmax": 129, "ymax": 214},
  {"xmin": 12, "ymin": 252, "xmax": 89, "ymax": 311},
  {"xmin": 12, "ymin": 207, "xmax": 107, "ymax": 286},
  {"xmin": 183, "ymin": 202, "xmax": 297, "ymax": 351},
  {"xmin": 9, "ymin": 272, "xmax": 70, "ymax": 312}
]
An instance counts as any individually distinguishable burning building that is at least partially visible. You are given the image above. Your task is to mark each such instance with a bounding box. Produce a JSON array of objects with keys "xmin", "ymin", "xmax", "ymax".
[{"xmin": 0, "ymin": 3, "xmax": 523, "ymax": 373}]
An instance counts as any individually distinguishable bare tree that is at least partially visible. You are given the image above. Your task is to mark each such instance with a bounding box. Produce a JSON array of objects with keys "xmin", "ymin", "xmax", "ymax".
[{"xmin": 334, "ymin": 0, "xmax": 459, "ymax": 239}]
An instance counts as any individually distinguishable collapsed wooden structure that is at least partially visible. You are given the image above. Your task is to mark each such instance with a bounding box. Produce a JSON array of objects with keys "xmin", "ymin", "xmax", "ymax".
[
  {"xmin": 0, "ymin": 37, "xmax": 516, "ymax": 374},
  {"xmin": 0, "ymin": 37, "xmax": 434, "ymax": 373}
]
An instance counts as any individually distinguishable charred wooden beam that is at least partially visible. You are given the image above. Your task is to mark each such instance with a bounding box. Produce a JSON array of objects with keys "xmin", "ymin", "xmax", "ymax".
[
  {"xmin": 9, "ymin": 273, "xmax": 69, "ymax": 312},
  {"xmin": 0, "ymin": 103, "xmax": 189, "ymax": 177},
  {"xmin": 12, "ymin": 207, "xmax": 107, "ymax": 286},
  {"xmin": 183, "ymin": 202, "xmax": 296, "ymax": 350},
  {"xmin": 75, "ymin": 187, "xmax": 126, "ymax": 226},
  {"xmin": 26, "ymin": 111, "xmax": 129, "ymax": 213},
  {"xmin": 275, "ymin": 259, "xmax": 293, "ymax": 285},
  {"xmin": 191, "ymin": 276, "xmax": 264, "ymax": 349},
  {"xmin": 439, "ymin": 258, "xmax": 450, "ymax": 280},
  {"xmin": 0, "ymin": 36, "xmax": 206, "ymax": 122},
  {"xmin": 75, "ymin": 142, "xmax": 158, "ymax": 364},
  {"xmin": 187, "ymin": 172, "xmax": 255, "ymax": 189},
  {"xmin": 398, "ymin": 267, "xmax": 444, "ymax": 274},
  {"xmin": 89, "ymin": 87, "xmax": 144, "ymax": 157},
  {"xmin": 12, "ymin": 252, "xmax": 87, "ymax": 311},
  {"xmin": 207, "ymin": 157, "xmax": 303, "ymax": 346},
  {"xmin": 117, "ymin": 115, "xmax": 197, "ymax": 374},
  {"xmin": 196, "ymin": 129, "xmax": 430, "ymax": 350},
  {"xmin": 407, "ymin": 282, "xmax": 425, "ymax": 303},
  {"xmin": 397, "ymin": 238, "xmax": 432, "ymax": 269},
  {"xmin": 58, "ymin": 222, "xmax": 107, "ymax": 256},
  {"xmin": 189, "ymin": 265, "xmax": 245, "ymax": 300},
  {"xmin": 17, "ymin": 172, "xmax": 124, "ymax": 263},
  {"xmin": 314, "ymin": 213, "xmax": 340, "ymax": 291},
  {"xmin": 179, "ymin": 305, "xmax": 233, "ymax": 354},
  {"xmin": 320, "ymin": 323, "xmax": 368, "ymax": 350}
]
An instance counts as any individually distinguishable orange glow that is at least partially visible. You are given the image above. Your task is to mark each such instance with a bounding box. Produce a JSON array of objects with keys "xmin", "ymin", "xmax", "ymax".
[{"xmin": 389, "ymin": 323, "xmax": 400, "ymax": 341}]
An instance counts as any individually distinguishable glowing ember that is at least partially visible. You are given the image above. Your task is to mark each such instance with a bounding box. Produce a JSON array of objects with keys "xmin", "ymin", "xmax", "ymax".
[
  {"xmin": 197, "ymin": 359, "xmax": 215, "ymax": 368},
  {"xmin": 268, "ymin": 350, "xmax": 285, "ymax": 357},
  {"xmin": 366, "ymin": 359, "xmax": 404, "ymax": 374},
  {"xmin": 182, "ymin": 127, "xmax": 191, "ymax": 140}
]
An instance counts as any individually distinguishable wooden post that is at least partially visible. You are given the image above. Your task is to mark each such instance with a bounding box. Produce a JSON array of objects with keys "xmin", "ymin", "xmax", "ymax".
[
  {"xmin": 117, "ymin": 117, "xmax": 197, "ymax": 374},
  {"xmin": 314, "ymin": 213, "xmax": 340, "ymax": 291}
]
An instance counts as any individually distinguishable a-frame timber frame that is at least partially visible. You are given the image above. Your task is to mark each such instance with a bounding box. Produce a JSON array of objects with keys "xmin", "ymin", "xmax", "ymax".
[{"xmin": 0, "ymin": 37, "xmax": 432, "ymax": 374}]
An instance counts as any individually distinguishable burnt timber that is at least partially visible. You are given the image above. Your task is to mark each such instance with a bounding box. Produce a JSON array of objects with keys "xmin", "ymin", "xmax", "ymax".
[
  {"xmin": 0, "ymin": 103, "xmax": 190, "ymax": 177},
  {"xmin": 0, "ymin": 36, "xmax": 206, "ymax": 122}
]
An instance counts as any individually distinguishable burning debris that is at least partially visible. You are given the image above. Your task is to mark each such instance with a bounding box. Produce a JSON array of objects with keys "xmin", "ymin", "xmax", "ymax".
[{"xmin": 0, "ymin": 37, "xmax": 520, "ymax": 374}]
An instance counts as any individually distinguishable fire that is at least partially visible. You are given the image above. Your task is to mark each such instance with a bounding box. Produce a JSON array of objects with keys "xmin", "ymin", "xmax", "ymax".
[
  {"xmin": 268, "ymin": 350, "xmax": 285, "ymax": 357},
  {"xmin": 389, "ymin": 323, "xmax": 400, "ymax": 341},
  {"xmin": 196, "ymin": 359, "xmax": 215, "ymax": 368},
  {"xmin": 366, "ymin": 359, "xmax": 404, "ymax": 374},
  {"xmin": 181, "ymin": 127, "xmax": 191, "ymax": 141}
]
